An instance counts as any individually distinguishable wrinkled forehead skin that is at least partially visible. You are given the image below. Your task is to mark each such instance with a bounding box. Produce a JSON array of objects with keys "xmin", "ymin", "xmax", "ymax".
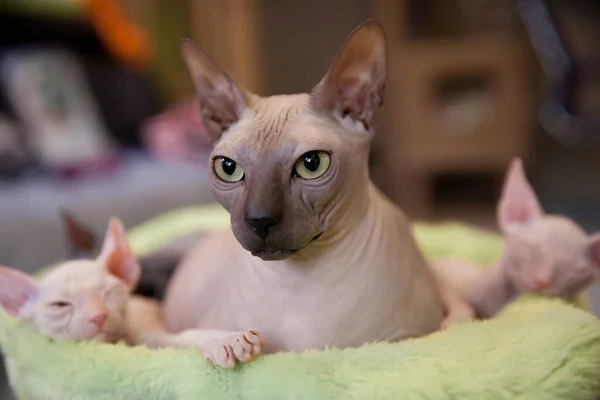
[{"xmin": 212, "ymin": 94, "xmax": 362, "ymax": 170}]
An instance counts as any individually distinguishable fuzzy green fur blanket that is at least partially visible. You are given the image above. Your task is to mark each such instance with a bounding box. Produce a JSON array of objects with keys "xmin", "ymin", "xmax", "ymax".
[{"xmin": 1, "ymin": 205, "xmax": 600, "ymax": 399}]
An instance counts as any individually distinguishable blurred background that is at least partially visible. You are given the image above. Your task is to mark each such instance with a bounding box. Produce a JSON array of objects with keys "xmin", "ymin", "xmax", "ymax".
[{"xmin": 0, "ymin": 0, "xmax": 599, "ymax": 397}]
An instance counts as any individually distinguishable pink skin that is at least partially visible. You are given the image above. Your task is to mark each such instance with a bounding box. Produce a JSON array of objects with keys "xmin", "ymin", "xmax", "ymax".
[
  {"xmin": 432, "ymin": 158, "xmax": 600, "ymax": 318},
  {"xmin": 0, "ymin": 218, "xmax": 140, "ymax": 342}
]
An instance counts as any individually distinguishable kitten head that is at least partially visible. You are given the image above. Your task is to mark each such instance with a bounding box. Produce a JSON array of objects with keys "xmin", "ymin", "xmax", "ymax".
[
  {"xmin": 181, "ymin": 20, "xmax": 387, "ymax": 261},
  {"xmin": 497, "ymin": 158, "xmax": 600, "ymax": 299},
  {"xmin": 0, "ymin": 218, "xmax": 140, "ymax": 342}
]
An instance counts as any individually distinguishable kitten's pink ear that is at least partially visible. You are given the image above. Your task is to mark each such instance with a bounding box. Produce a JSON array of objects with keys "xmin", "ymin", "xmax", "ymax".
[
  {"xmin": 589, "ymin": 233, "xmax": 600, "ymax": 280},
  {"xmin": 0, "ymin": 266, "xmax": 38, "ymax": 316},
  {"xmin": 98, "ymin": 218, "xmax": 141, "ymax": 288},
  {"xmin": 497, "ymin": 157, "xmax": 544, "ymax": 233}
]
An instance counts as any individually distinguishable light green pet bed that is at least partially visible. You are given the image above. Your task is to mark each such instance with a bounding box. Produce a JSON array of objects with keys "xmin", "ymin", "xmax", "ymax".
[{"xmin": 1, "ymin": 206, "xmax": 600, "ymax": 400}]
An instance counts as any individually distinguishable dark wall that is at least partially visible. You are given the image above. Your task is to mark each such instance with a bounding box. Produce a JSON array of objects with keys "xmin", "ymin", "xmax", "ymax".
[{"xmin": 258, "ymin": 0, "xmax": 371, "ymax": 96}]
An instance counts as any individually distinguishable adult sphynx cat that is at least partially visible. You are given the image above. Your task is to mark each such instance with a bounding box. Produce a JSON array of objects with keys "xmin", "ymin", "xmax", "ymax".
[{"xmin": 131, "ymin": 20, "xmax": 473, "ymax": 368}]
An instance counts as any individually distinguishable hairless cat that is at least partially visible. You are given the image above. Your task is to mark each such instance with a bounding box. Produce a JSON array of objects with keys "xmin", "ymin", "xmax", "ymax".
[
  {"xmin": 431, "ymin": 157, "xmax": 600, "ymax": 318},
  {"xmin": 0, "ymin": 218, "xmax": 140, "ymax": 343},
  {"xmin": 119, "ymin": 20, "xmax": 474, "ymax": 368}
]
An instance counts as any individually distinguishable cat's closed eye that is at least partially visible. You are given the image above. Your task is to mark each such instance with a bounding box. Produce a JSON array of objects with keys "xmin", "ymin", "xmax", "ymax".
[{"xmin": 47, "ymin": 301, "xmax": 72, "ymax": 308}]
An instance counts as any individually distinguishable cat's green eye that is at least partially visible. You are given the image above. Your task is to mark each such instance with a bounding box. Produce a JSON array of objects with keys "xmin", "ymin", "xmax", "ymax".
[
  {"xmin": 213, "ymin": 156, "xmax": 245, "ymax": 183},
  {"xmin": 294, "ymin": 151, "xmax": 331, "ymax": 180}
]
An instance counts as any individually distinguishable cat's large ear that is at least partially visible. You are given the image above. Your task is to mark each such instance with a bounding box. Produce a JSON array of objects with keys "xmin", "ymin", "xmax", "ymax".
[
  {"xmin": 181, "ymin": 38, "xmax": 249, "ymax": 142},
  {"xmin": 61, "ymin": 210, "xmax": 98, "ymax": 257},
  {"xmin": 497, "ymin": 157, "xmax": 544, "ymax": 233},
  {"xmin": 309, "ymin": 19, "xmax": 387, "ymax": 134},
  {"xmin": 0, "ymin": 266, "xmax": 38, "ymax": 316},
  {"xmin": 97, "ymin": 218, "xmax": 141, "ymax": 288},
  {"xmin": 589, "ymin": 233, "xmax": 600, "ymax": 280}
]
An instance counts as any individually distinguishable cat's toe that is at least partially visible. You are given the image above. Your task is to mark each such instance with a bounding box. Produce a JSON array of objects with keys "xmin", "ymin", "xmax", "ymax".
[
  {"xmin": 205, "ymin": 343, "xmax": 236, "ymax": 368},
  {"xmin": 243, "ymin": 330, "xmax": 263, "ymax": 356},
  {"xmin": 231, "ymin": 334, "xmax": 253, "ymax": 362}
]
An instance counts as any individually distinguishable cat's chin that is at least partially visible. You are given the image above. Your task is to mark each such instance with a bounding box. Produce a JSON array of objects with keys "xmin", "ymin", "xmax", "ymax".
[
  {"xmin": 250, "ymin": 232, "xmax": 324, "ymax": 261},
  {"xmin": 251, "ymin": 249, "xmax": 297, "ymax": 261}
]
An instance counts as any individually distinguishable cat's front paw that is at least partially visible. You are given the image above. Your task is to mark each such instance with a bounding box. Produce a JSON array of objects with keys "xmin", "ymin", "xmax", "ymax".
[{"xmin": 204, "ymin": 330, "xmax": 263, "ymax": 368}]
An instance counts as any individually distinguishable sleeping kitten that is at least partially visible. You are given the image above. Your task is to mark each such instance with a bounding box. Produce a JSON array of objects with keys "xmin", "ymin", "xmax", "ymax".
[
  {"xmin": 431, "ymin": 157, "xmax": 600, "ymax": 318},
  {"xmin": 0, "ymin": 217, "xmax": 141, "ymax": 342}
]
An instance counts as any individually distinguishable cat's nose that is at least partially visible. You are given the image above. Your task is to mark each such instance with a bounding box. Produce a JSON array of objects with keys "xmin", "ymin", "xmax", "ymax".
[
  {"xmin": 89, "ymin": 312, "xmax": 107, "ymax": 328},
  {"xmin": 534, "ymin": 278, "xmax": 551, "ymax": 290},
  {"xmin": 245, "ymin": 217, "xmax": 278, "ymax": 239},
  {"xmin": 533, "ymin": 270, "xmax": 553, "ymax": 290}
]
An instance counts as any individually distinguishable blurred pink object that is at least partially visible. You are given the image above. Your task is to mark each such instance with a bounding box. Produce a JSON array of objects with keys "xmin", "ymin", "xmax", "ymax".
[{"xmin": 142, "ymin": 96, "xmax": 212, "ymax": 163}]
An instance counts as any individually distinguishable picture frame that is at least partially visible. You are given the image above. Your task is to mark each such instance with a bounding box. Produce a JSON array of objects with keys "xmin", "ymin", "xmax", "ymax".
[{"xmin": 0, "ymin": 47, "xmax": 115, "ymax": 171}]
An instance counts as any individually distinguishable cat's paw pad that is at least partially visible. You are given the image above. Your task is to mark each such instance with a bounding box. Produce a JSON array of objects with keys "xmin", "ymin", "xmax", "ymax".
[{"xmin": 204, "ymin": 330, "xmax": 263, "ymax": 368}]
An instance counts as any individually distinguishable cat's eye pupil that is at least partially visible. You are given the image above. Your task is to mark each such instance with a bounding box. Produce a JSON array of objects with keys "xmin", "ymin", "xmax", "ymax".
[
  {"xmin": 302, "ymin": 153, "xmax": 320, "ymax": 172},
  {"xmin": 221, "ymin": 158, "xmax": 236, "ymax": 175}
]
